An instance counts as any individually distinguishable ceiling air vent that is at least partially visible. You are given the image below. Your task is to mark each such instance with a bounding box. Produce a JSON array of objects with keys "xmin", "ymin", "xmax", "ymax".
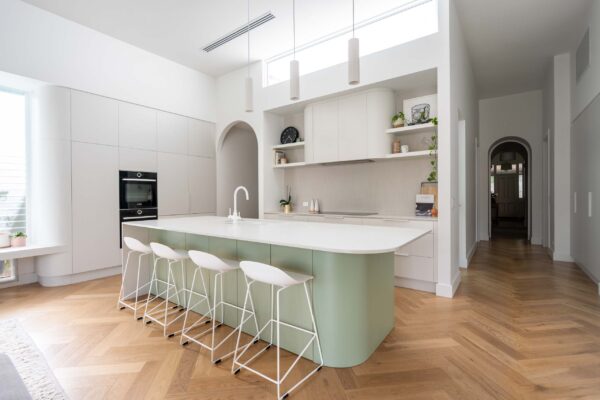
[{"xmin": 202, "ymin": 12, "xmax": 275, "ymax": 52}]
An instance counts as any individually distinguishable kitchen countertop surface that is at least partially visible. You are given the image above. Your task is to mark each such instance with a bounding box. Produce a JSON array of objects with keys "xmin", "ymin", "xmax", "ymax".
[
  {"xmin": 263, "ymin": 211, "xmax": 438, "ymax": 222},
  {"xmin": 124, "ymin": 216, "xmax": 431, "ymax": 255}
]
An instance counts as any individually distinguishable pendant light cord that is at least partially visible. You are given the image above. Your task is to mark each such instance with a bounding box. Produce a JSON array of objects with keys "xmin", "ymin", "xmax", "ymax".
[
  {"xmin": 352, "ymin": 0, "xmax": 355, "ymax": 38},
  {"xmin": 293, "ymin": 0, "xmax": 296, "ymax": 59},
  {"xmin": 247, "ymin": 0, "xmax": 250, "ymax": 77}
]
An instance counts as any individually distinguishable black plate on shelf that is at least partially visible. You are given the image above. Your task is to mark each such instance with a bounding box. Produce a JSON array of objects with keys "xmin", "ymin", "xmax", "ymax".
[{"xmin": 280, "ymin": 126, "xmax": 299, "ymax": 144}]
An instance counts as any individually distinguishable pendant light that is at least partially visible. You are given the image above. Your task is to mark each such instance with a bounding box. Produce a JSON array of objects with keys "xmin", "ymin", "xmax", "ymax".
[
  {"xmin": 290, "ymin": 0, "xmax": 300, "ymax": 100},
  {"xmin": 245, "ymin": 0, "xmax": 253, "ymax": 112},
  {"xmin": 348, "ymin": 0, "xmax": 360, "ymax": 85}
]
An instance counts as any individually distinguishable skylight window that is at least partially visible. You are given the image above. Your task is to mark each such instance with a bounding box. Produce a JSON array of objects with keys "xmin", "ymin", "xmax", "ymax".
[{"xmin": 265, "ymin": 0, "xmax": 438, "ymax": 86}]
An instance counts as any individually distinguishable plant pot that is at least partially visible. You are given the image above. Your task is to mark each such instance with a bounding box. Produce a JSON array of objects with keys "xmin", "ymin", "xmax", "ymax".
[
  {"xmin": 392, "ymin": 119, "xmax": 405, "ymax": 128},
  {"xmin": 10, "ymin": 236, "xmax": 26, "ymax": 247},
  {"xmin": 0, "ymin": 233, "xmax": 10, "ymax": 248},
  {"xmin": 283, "ymin": 204, "xmax": 292, "ymax": 214}
]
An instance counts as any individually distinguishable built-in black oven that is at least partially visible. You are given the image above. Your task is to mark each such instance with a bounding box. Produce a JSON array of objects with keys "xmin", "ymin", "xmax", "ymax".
[{"xmin": 119, "ymin": 171, "xmax": 158, "ymax": 246}]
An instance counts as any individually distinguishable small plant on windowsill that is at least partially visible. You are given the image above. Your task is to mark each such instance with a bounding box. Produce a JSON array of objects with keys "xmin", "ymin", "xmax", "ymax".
[
  {"xmin": 280, "ymin": 186, "xmax": 292, "ymax": 214},
  {"xmin": 11, "ymin": 232, "xmax": 27, "ymax": 248}
]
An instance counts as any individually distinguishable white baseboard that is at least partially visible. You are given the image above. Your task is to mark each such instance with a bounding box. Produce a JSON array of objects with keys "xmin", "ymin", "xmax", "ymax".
[
  {"xmin": 394, "ymin": 277, "xmax": 435, "ymax": 293},
  {"xmin": 436, "ymin": 271, "xmax": 462, "ymax": 298},
  {"xmin": 38, "ymin": 265, "xmax": 121, "ymax": 287},
  {"xmin": 553, "ymin": 253, "xmax": 574, "ymax": 262},
  {"xmin": 0, "ymin": 272, "xmax": 38, "ymax": 289}
]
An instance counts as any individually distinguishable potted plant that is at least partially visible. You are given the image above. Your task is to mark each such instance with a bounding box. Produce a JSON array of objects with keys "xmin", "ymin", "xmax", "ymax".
[
  {"xmin": 391, "ymin": 112, "xmax": 405, "ymax": 128},
  {"xmin": 11, "ymin": 232, "xmax": 27, "ymax": 247},
  {"xmin": 422, "ymin": 117, "xmax": 438, "ymax": 215},
  {"xmin": 280, "ymin": 186, "xmax": 292, "ymax": 214}
]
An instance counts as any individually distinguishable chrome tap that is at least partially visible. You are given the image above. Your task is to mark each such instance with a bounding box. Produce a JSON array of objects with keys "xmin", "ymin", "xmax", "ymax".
[{"xmin": 228, "ymin": 186, "xmax": 249, "ymax": 222}]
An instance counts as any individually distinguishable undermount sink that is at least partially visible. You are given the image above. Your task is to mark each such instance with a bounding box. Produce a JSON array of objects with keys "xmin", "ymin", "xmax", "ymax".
[
  {"xmin": 222, "ymin": 219, "xmax": 264, "ymax": 225},
  {"xmin": 319, "ymin": 211, "xmax": 378, "ymax": 216}
]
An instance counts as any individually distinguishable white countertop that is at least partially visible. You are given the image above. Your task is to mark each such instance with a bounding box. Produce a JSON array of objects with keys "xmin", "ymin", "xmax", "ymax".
[{"xmin": 124, "ymin": 216, "xmax": 431, "ymax": 255}]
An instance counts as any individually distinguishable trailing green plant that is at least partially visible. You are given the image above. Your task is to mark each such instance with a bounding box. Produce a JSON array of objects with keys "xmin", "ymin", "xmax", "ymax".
[
  {"xmin": 427, "ymin": 118, "xmax": 438, "ymax": 182},
  {"xmin": 391, "ymin": 112, "xmax": 405, "ymax": 125},
  {"xmin": 12, "ymin": 232, "xmax": 27, "ymax": 238},
  {"xmin": 279, "ymin": 185, "xmax": 292, "ymax": 206}
]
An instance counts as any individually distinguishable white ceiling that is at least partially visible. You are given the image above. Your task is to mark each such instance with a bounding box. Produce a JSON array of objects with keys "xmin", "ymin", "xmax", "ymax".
[
  {"xmin": 455, "ymin": 0, "xmax": 591, "ymax": 98},
  {"xmin": 22, "ymin": 0, "xmax": 414, "ymax": 77}
]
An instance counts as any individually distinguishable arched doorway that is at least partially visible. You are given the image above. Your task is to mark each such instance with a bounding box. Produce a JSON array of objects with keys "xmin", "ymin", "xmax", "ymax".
[
  {"xmin": 488, "ymin": 138, "xmax": 531, "ymax": 240},
  {"xmin": 216, "ymin": 122, "xmax": 258, "ymax": 218}
]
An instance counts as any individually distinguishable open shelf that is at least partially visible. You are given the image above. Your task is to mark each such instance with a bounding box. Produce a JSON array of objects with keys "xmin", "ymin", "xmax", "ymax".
[
  {"xmin": 384, "ymin": 150, "xmax": 437, "ymax": 160},
  {"xmin": 385, "ymin": 122, "xmax": 436, "ymax": 135},
  {"xmin": 272, "ymin": 142, "xmax": 305, "ymax": 150},
  {"xmin": 273, "ymin": 161, "xmax": 306, "ymax": 169}
]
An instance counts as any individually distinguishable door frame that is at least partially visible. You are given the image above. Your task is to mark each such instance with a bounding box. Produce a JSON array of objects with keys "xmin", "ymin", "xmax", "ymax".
[{"xmin": 487, "ymin": 137, "xmax": 532, "ymax": 241}]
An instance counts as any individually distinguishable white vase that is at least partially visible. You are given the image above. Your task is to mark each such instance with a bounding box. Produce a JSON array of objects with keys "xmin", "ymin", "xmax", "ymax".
[{"xmin": 0, "ymin": 233, "xmax": 9, "ymax": 248}]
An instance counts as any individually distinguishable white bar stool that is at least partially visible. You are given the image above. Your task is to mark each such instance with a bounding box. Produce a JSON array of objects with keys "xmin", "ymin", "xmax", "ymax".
[
  {"xmin": 181, "ymin": 250, "xmax": 259, "ymax": 364},
  {"xmin": 142, "ymin": 242, "xmax": 189, "ymax": 337},
  {"xmin": 232, "ymin": 261, "xmax": 324, "ymax": 400},
  {"xmin": 118, "ymin": 237, "xmax": 153, "ymax": 320}
]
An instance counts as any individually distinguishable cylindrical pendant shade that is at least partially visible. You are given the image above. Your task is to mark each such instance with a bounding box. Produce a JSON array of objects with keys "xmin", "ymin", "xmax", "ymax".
[
  {"xmin": 245, "ymin": 76, "xmax": 253, "ymax": 112},
  {"xmin": 290, "ymin": 59, "xmax": 300, "ymax": 101},
  {"xmin": 348, "ymin": 37, "xmax": 360, "ymax": 85}
]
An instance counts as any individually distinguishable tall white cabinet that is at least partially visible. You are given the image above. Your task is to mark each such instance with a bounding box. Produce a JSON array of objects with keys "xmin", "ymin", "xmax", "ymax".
[{"xmin": 68, "ymin": 89, "xmax": 217, "ymax": 274}]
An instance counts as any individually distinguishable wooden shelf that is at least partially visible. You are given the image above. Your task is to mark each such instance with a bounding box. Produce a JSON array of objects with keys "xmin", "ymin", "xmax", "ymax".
[
  {"xmin": 385, "ymin": 122, "xmax": 436, "ymax": 135},
  {"xmin": 273, "ymin": 161, "xmax": 306, "ymax": 169},
  {"xmin": 272, "ymin": 142, "xmax": 305, "ymax": 150},
  {"xmin": 384, "ymin": 150, "xmax": 437, "ymax": 160}
]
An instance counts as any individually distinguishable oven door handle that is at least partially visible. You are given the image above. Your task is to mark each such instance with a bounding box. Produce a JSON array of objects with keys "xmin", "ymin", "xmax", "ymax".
[
  {"xmin": 122, "ymin": 215, "xmax": 157, "ymax": 221},
  {"xmin": 121, "ymin": 178, "xmax": 157, "ymax": 182}
]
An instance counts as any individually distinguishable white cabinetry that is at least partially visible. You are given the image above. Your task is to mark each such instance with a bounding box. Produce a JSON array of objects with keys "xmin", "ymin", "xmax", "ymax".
[
  {"xmin": 312, "ymin": 100, "xmax": 339, "ymax": 163},
  {"xmin": 157, "ymin": 152, "xmax": 189, "ymax": 216},
  {"xmin": 71, "ymin": 142, "xmax": 120, "ymax": 274},
  {"xmin": 118, "ymin": 102, "xmax": 157, "ymax": 151},
  {"xmin": 188, "ymin": 119, "xmax": 215, "ymax": 158},
  {"xmin": 71, "ymin": 90, "xmax": 118, "ymax": 146},
  {"xmin": 157, "ymin": 111, "xmax": 187, "ymax": 154},
  {"xmin": 304, "ymin": 88, "xmax": 394, "ymax": 164},
  {"xmin": 188, "ymin": 156, "xmax": 216, "ymax": 214},
  {"xmin": 119, "ymin": 148, "xmax": 157, "ymax": 172},
  {"xmin": 338, "ymin": 94, "xmax": 368, "ymax": 161}
]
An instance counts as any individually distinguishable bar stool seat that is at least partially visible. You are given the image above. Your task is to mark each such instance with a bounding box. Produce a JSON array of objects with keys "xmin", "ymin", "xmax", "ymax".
[
  {"xmin": 117, "ymin": 237, "xmax": 153, "ymax": 320},
  {"xmin": 181, "ymin": 250, "xmax": 259, "ymax": 365},
  {"xmin": 142, "ymin": 242, "xmax": 190, "ymax": 337},
  {"xmin": 232, "ymin": 261, "xmax": 324, "ymax": 400}
]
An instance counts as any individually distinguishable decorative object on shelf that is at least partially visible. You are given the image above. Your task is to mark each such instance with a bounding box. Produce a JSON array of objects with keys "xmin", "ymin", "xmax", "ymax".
[
  {"xmin": 431, "ymin": 207, "xmax": 438, "ymax": 217},
  {"xmin": 280, "ymin": 185, "xmax": 292, "ymax": 213},
  {"xmin": 408, "ymin": 103, "xmax": 432, "ymax": 125},
  {"xmin": 309, "ymin": 199, "xmax": 315, "ymax": 213},
  {"xmin": 314, "ymin": 199, "xmax": 320, "ymax": 213},
  {"xmin": 415, "ymin": 194, "xmax": 434, "ymax": 217},
  {"xmin": 280, "ymin": 156, "xmax": 288, "ymax": 164},
  {"xmin": 244, "ymin": 0, "xmax": 253, "ymax": 112},
  {"xmin": 0, "ymin": 233, "xmax": 10, "ymax": 248},
  {"xmin": 391, "ymin": 112, "xmax": 405, "ymax": 128},
  {"xmin": 280, "ymin": 126, "xmax": 299, "ymax": 144},
  {"xmin": 401, "ymin": 145, "xmax": 409, "ymax": 154},
  {"xmin": 392, "ymin": 139, "xmax": 402, "ymax": 154},
  {"xmin": 290, "ymin": 0, "xmax": 300, "ymax": 100},
  {"xmin": 348, "ymin": 0, "xmax": 360, "ymax": 85},
  {"xmin": 274, "ymin": 150, "xmax": 285, "ymax": 165},
  {"xmin": 10, "ymin": 232, "xmax": 27, "ymax": 248},
  {"xmin": 421, "ymin": 181, "xmax": 438, "ymax": 210},
  {"xmin": 426, "ymin": 117, "xmax": 438, "ymax": 182}
]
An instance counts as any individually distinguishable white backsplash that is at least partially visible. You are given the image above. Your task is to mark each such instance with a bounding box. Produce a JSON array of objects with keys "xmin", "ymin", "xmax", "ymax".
[{"xmin": 281, "ymin": 158, "xmax": 431, "ymax": 216}]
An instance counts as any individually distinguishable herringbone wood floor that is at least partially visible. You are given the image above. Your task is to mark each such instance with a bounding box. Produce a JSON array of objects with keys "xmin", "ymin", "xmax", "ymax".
[{"xmin": 1, "ymin": 239, "xmax": 600, "ymax": 399}]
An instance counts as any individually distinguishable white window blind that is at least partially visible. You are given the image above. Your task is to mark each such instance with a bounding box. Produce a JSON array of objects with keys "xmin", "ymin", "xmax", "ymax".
[{"xmin": 0, "ymin": 89, "xmax": 27, "ymax": 236}]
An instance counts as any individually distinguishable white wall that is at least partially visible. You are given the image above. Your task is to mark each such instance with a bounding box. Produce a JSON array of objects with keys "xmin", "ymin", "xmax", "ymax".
[
  {"xmin": 570, "ymin": 0, "xmax": 600, "ymax": 289},
  {"xmin": 478, "ymin": 91, "xmax": 544, "ymax": 244},
  {"xmin": 217, "ymin": 124, "xmax": 259, "ymax": 218},
  {"xmin": 0, "ymin": 0, "xmax": 216, "ymax": 121}
]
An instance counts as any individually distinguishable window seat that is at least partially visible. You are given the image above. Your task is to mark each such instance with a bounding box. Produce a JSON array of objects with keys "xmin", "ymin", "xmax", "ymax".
[{"xmin": 0, "ymin": 244, "xmax": 66, "ymax": 261}]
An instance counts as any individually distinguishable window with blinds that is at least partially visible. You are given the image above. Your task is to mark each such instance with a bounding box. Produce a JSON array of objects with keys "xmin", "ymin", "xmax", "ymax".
[{"xmin": 0, "ymin": 89, "xmax": 27, "ymax": 238}]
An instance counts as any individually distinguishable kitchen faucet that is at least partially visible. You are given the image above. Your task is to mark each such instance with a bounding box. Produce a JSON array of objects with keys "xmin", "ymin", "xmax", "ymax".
[{"xmin": 228, "ymin": 186, "xmax": 249, "ymax": 222}]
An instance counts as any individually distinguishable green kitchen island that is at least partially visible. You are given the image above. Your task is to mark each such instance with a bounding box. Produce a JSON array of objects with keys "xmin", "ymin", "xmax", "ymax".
[{"xmin": 122, "ymin": 216, "xmax": 430, "ymax": 368}]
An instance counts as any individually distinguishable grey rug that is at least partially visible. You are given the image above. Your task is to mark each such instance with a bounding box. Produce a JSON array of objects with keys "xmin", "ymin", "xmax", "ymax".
[{"xmin": 0, "ymin": 320, "xmax": 68, "ymax": 400}]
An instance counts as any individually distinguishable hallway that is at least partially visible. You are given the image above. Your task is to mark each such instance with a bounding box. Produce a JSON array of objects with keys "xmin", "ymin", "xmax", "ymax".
[{"xmin": 1, "ymin": 240, "xmax": 599, "ymax": 399}]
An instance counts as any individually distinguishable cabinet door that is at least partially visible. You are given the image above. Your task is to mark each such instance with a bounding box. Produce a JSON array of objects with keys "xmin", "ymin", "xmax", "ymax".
[
  {"xmin": 188, "ymin": 156, "xmax": 216, "ymax": 214},
  {"xmin": 72, "ymin": 142, "xmax": 120, "ymax": 273},
  {"xmin": 119, "ymin": 148, "xmax": 157, "ymax": 172},
  {"xmin": 303, "ymin": 105, "xmax": 314, "ymax": 163},
  {"xmin": 312, "ymin": 100, "xmax": 338, "ymax": 163},
  {"xmin": 157, "ymin": 152, "xmax": 189, "ymax": 216},
  {"xmin": 394, "ymin": 255, "xmax": 434, "ymax": 282},
  {"xmin": 71, "ymin": 90, "xmax": 118, "ymax": 146},
  {"xmin": 118, "ymin": 102, "xmax": 157, "ymax": 151},
  {"xmin": 157, "ymin": 111, "xmax": 188, "ymax": 154},
  {"xmin": 367, "ymin": 89, "xmax": 395, "ymax": 158},
  {"xmin": 188, "ymin": 119, "xmax": 215, "ymax": 158},
  {"xmin": 338, "ymin": 94, "xmax": 367, "ymax": 161}
]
